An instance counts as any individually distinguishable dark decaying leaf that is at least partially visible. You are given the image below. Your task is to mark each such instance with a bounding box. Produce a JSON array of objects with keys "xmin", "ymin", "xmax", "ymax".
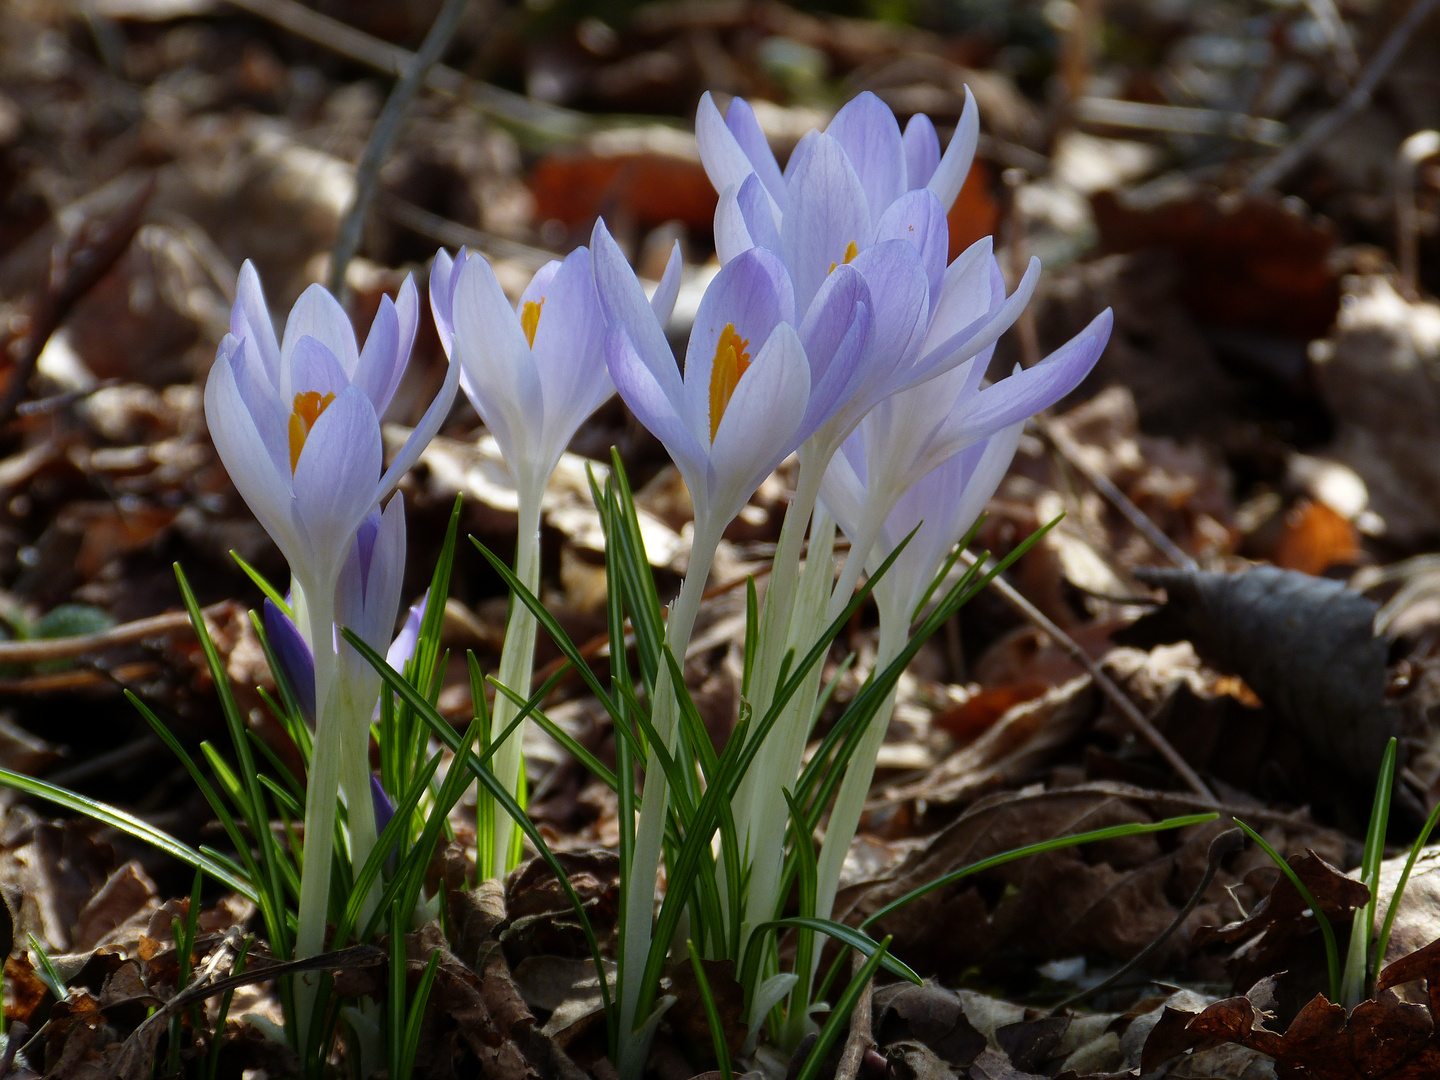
[
  {"xmin": 1116, "ymin": 565, "xmax": 1398, "ymax": 784},
  {"xmin": 874, "ymin": 983, "xmax": 987, "ymax": 1068},
  {"xmin": 837, "ymin": 784, "xmax": 1231, "ymax": 978}
]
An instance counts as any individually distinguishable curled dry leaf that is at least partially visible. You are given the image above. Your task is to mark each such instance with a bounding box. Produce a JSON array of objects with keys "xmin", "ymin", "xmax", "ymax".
[{"xmin": 1117, "ymin": 565, "xmax": 1399, "ymax": 786}]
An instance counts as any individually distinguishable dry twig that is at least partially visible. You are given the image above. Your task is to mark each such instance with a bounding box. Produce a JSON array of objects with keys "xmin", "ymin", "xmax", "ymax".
[
  {"xmin": 328, "ymin": 0, "xmax": 475, "ymax": 298},
  {"xmin": 961, "ymin": 550, "xmax": 1218, "ymax": 804},
  {"xmin": 1247, "ymin": 0, "xmax": 1440, "ymax": 192},
  {"xmin": 0, "ymin": 602, "xmax": 237, "ymax": 666}
]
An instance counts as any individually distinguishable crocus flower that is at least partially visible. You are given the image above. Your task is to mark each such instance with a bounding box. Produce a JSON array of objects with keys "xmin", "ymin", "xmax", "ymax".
[
  {"xmin": 699, "ymin": 90, "xmax": 1034, "ymax": 448},
  {"xmin": 206, "ymin": 263, "xmax": 459, "ymax": 635},
  {"xmin": 592, "ymin": 220, "xmax": 810, "ymax": 537},
  {"xmin": 429, "ymin": 243, "xmax": 681, "ymax": 501}
]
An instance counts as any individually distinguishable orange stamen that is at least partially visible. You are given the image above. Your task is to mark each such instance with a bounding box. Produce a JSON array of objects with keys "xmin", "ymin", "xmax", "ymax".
[
  {"xmin": 521, "ymin": 299, "xmax": 544, "ymax": 347},
  {"xmin": 828, "ymin": 240, "xmax": 860, "ymax": 275},
  {"xmin": 288, "ymin": 390, "xmax": 336, "ymax": 472},
  {"xmin": 707, "ymin": 323, "xmax": 752, "ymax": 443}
]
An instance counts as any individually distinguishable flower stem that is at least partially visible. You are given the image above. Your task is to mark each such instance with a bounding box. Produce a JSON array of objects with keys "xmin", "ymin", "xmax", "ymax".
[
  {"xmin": 616, "ymin": 519, "xmax": 722, "ymax": 1080},
  {"xmin": 485, "ymin": 489, "xmax": 544, "ymax": 881},
  {"xmin": 295, "ymin": 586, "xmax": 339, "ymax": 1046}
]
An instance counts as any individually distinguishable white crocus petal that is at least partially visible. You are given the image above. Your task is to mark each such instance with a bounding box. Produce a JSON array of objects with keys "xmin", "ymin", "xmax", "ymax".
[
  {"xmin": 204, "ymin": 350, "xmax": 306, "ymax": 567},
  {"xmin": 591, "ymin": 220, "xmax": 683, "ymax": 403},
  {"xmin": 429, "ymin": 248, "xmax": 459, "ymax": 356},
  {"xmin": 707, "ymin": 322, "xmax": 810, "ymax": 524},
  {"xmin": 696, "ymin": 91, "xmax": 774, "ymax": 215},
  {"xmin": 724, "ymin": 95, "xmax": 788, "ymax": 209},
  {"xmin": 926, "ymin": 85, "xmax": 978, "ymax": 212},
  {"xmin": 292, "ymin": 385, "xmax": 384, "ymax": 586},
  {"xmin": 232, "ymin": 260, "xmax": 281, "ymax": 387},
  {"xmin": 902, "ymin": 112, "xmax": 941, "ymax": 191},
  {"xmin": 289, "ymin": 336, "xmax": 351, "ymax": 399},
  {"xmin": 280, "ymin": 284, "xmax": 361, "ymax": 392},
  {"xmin": 374, "ymin": 330, "xmax": 460, "ymax": 503},
  {"xmin": 909, "ymin": 256, "xmax": 1041, "ymax": 385},
  {"xmin": 452, "ymin": 253, "xmax": 543, "ymax": 468},
  {"xmin": 650, "ymin": 241, "xmax": 683, "ymax": 324}
]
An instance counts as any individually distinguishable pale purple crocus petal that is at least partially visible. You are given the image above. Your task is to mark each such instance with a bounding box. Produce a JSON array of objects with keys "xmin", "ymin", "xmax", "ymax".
[
  {"xmin": 825, "ymin": 92, "xmax": 906, "ymax": 225},
  {"xmin": 650, "ymin": 241, "xmax": 683, "ymax": 325},
  {"xmin": 453, "ymin": 253, "xmax": 541, "ymax": 465},
  {"xmin": 605, "ymin": 323, "xmax": 708, "ymax": 502},
  {"xmin": 429, "ymin": 248, "xmax": 459, "ymax": 356},
  {"xmin": 353, "ymin": 295, "xmax": 399, "ymax": 414},
  {"xmin": 386, "ymin": 590, "xmax": 428, "ymax": 672},
  {"xmin": 935, "ymin": 309, "xmax": 1111, "ymax": 455},
  {"xmin": 373, "ymin": 332, "xmax": 460, "ymax": 503},
  {"xmin": 927, "ymin": 86, "xmax": 979, "ymax": 212},
  {"xmin": 714, "ymin": 174, "xmax": 782, "ymax": 264},
  {"xmin": 875, "ymin": 420, "xmax": 1024, "ymax": 617},
  {"xmin": 223, "ymin": 334, "xmax": 290, "ymax": 481},
  {"xmin": 848, "ymin": 240, "xmax": 929, "ymax": 372},
  {"xmin": 530, "ymin": 246, "xmax": 612, "ymax": 475},
  {"xmin": 724, "ymin": 96, "xmax": 787, "ymax": 210},
  {"xmin": 288, "ymin": 336, "xmax": 352, "ymax": 400},
  {"xmin": 205, "ymin": 350, "xmax": 306, "ymax": 566},
  {"xmin": 264, "ymin": 597, "xmax": 316, "ymax": 722},
  {"xmin": 681, "ymin": 248, "xmax": 793, "ymax": 447},
  {"xmin": 902, "ymin": 113, "xmax": 941, "ymax": 191},
  {"xmin": 370, "ymin": 773, "xmax": 396, "ymax": 838},
  {"xmin": 696, "ymin": 92, "xmax": 778, "ymax": 216},
  {"xmin": 817, "ymin": 439, "xmax": 867, "ymax": 546},
  {"xmin": 357, "ymin": 276, "xmax": 422, "ymax": 419},
  {"xmin": 708, "ymin": 322, "xmax": 810, "ymax": 523},
  {"xmin": 338, "ymin": 495, "xmax": 406, "ymax": 655},
  {"xmin": 519, "ymin": 260, "xmax": 563, "ymax": 310},
  {"xmin": 782, "ymin": 133, "xmax": 872, "ymax": 316},
  {"xmin": 280, "ymin": 284, "xmax": 361, "ymax": 388},
  {"xmin": 874, "ymin": 188, "xmax": 950, "ymax": 308},
  {"xmin": 908, "ymin": 255, "xmax": 1040, "ymax": 386},
  {"xmin": 921, "ymin": 237, "xmax": 1003, "ymax": 356},
  {"xmin": 715, "ymin": 185, "xmax": 756, "ymax": 265},
  {"xmin": 591, "ymin": 220, "xmax": 683, "ymax": 403},
  {"xmin": 292, "ymin": 385, "xmax": 384, "ymax": 583},
  {"xmin": 232, "ymin": 261, "xmax": 281, "ymax": 387},
  {"xmin": 796, "ymin": 264, "xmax": 873, "ymax": 440}
]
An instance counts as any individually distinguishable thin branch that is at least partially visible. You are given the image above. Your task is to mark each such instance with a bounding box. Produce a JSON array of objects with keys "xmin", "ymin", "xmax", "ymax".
[
  {"xmin": 327, "ymin": 0, "xmax": 474, "ymax": 299},
  {"xmin": 1035, "ymin": 417, "xmax": 1198, "ymax": 570},
  {"xmin": 224, "ymin": 0, "xmax": 585, "ymax": 141},
  {"xmin": 1247, "ymin": 0, "xmax": 1440, "ymax": 193},
  {"xmin": 0, "ymin": 602, "xmax": 236, "ymax": 665},
  {"xmin": 960, "ymin": 550, "xmax": 1218, "ymax": 804}
]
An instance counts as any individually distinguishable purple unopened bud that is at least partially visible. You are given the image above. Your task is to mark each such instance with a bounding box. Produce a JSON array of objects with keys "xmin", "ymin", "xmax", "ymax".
[
  {"xmin": 370, "ymin": 773, "xmax": 400, "ymax": 867},
  {"xmin": 263, "ymin": 598, "xmax": 315, "ymax": 722}
]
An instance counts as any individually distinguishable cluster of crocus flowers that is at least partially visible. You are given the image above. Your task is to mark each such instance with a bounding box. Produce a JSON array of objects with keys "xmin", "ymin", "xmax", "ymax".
[
  {"xmin": 201, "ymin": 86, "xmax": 1113, "ymax": 1080},
  {"xmin": 203, "ymin": 262, "xmax": 459, "ymax": 1017}
]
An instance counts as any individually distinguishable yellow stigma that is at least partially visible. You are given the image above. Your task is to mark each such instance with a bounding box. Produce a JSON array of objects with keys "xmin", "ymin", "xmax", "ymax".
[
  {"xmin": 521, "ymin": 298, "xmax": 544, "ymax": 347},
  {"xmin": 288, "ymin": 390, "xmax": 336, "ymax": 473},
  {"xmin": 707, "ymin": 323, "xmax": 752, "ymax": 443},
  {"xmin": 828, "ymin": 240, "xmax": 860, "ymax": 275}
]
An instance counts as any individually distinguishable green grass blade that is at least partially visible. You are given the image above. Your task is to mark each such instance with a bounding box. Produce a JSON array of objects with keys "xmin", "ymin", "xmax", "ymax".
[
  {"xmin": 0, "ymin": 768, "xmax": 257, "ymax": 901},
  {"xmin": 794, "ymin": 935, "xmax": 893, "ymax": 1080},
  {"xmin": 1234, "ymin": 820, "xmax": 1341, "ymax": 1002},
  {"xmin": 686, "ymin": 939, "xmax": 733, "ymax": 1080},
  {"xmin": 861, "ymin": 814, "xmax": 1218, "ymax": 929}
]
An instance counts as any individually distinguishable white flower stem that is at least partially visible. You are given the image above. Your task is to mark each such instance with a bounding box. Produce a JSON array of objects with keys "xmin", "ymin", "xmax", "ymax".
[
  {"xmin": 783, "ymin": 600, "xmax": 905, "ymax": 1049},
  {"xmin": 486, "ymin": 488, "xmax": 545, "ymax": 881},
  {"xmin": 730, "ymin": 450, "xmax": 826, "ymax": 853},
  {"xmin": 338, "ymin": 684, "xmax": 379, "ymax": 927},
  {"xmin": 294, "ymin": 585, "xmax": 340, "ymax": 1045},
  {"xmin": 616, "ymin": 519, "xmax": 722, "ymax": 1080}
]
